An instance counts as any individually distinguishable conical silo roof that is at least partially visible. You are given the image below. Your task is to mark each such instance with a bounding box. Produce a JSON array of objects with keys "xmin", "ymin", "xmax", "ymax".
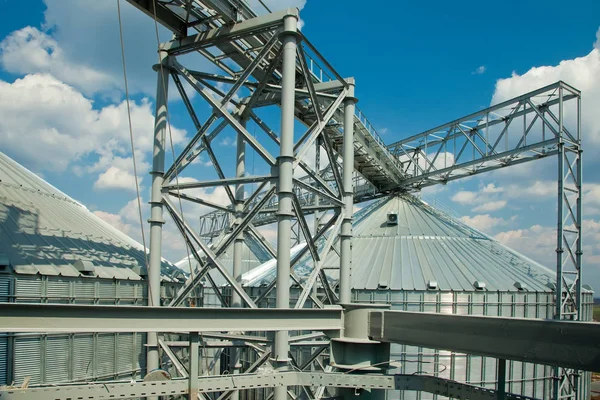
[
  {"xmin": 337, "ymin": 194, "xmax": 556, "ymax": 292},
  {"xmin": 243, "ymin": 194, "xmax": 558, "ymax": 293},
  {"xmin": 0, "ymin": 151, "xmax": 181, "ymax": 279}
]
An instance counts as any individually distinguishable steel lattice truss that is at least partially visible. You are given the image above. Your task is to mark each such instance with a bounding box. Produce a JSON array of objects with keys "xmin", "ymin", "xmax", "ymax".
[{"xmin": 0, "ymin": 1, "xmax": 586, "ymax": 400}]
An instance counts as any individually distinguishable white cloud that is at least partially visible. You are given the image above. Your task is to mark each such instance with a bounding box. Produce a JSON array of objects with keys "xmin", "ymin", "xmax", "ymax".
[
  {"xmin": 93, "ymin": 210, "xmax": 135, "ymax": 236},
  {"xmin": 583, "ymin": 183, "xmax": 600, "ymax": 215},
  {"xmin": 506, "ymin": 180, "xmax": 555, "ymax": 199},
  {"xmin": 481, "ymin": 183, "xmax": 503, "ymax": 194},
  {"xmin": 460, "ymin": 214, "xmax": 506, "ymax": 231},
  {"xmin": 0, "ymin": 73, "xmax": 186, "ymax": 182},
  {"xmin": 491, "ymin": 36, "xmax": 600, "ymax": 148},
  {"xmin": 0, "ymin": 27, "xmax": 118, "ymax": 97},
  {"xmin": 473, "ymin": 200, "xmax": 507, "ymax": 213},
  {"xmin": 94, "ymin": 166, "xmax": 139, "ymax": 192},
  {"xmin": 472, "ymin": 65, "xmax": 486, "ymax": 75},
  {"xmin": 451, "ymin": 190, "xmax": 477, "ymax": 205},
  {"xmin": 450, "ymin": 183, "xmax": 507, "ymax": 213}
]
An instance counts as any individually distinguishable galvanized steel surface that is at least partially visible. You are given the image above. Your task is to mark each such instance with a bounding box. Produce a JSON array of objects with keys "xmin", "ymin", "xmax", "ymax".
[
  {"xmin": 0, "ymin": 151, "xmax": 180, "ymax": 279},
  {"xmin": 244, "ymin": 194, "xmax": 560, "ymax": 293}
]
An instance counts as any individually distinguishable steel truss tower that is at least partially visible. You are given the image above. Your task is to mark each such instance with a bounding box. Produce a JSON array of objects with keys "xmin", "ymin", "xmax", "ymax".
[
  {"xmin": 0, "ymin": 2, "xmax": 594, "ymax": 400},
  {"xmin": 136, "ymin": 3, "xmax": 585, "ymax": 399}
]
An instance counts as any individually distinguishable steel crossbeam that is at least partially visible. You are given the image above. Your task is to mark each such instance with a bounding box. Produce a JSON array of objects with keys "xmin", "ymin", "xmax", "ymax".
[
  {"xmin": 0, "ymin": 371, "xmax": 533, "ymax": 400},
  {"xmin": 368, "ymin": 310, "xmax": 600, "ymax": 372},
  {"xmin": 0, "ymin": 303, "xmax": 343, "ymax": 333}
]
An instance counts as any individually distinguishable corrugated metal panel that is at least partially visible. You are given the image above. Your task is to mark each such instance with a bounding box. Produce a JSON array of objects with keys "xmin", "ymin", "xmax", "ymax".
[
  {"xmin": 97, "ymin": 281, "xmax": 116, "ymax": 301},
  {"xmin": 73, "ymin": 279, "xmax": 95, "ymax": 303},
  {"xmin": 0, "ymin": 334, "xmax": 8, "ymax": 385},
  {"xmin": 44, "ymin": 336, "xmax": 70, "ymax": 383},
  {"xmin": 136, "ymin": 333, "xmax": 146, "ymax": 373},
  {"xmin": 118, "ymin": 282, "xmax": 137, "ymax": 305},
  {"xmin": 46, "ymin": 279, "xmax": 70, "ymax": 303},
  {"xmin": 72, "ymin": 335, "xmax": 94, "ymax": 381},
  {"xmin": 15, "ymin": 277, "xmax": 43, "ymax": 302},
  {"xmin": 14, "ymin": 336, "xmax": 42, "ymax": 385},
  {"xmin": 0, "ymin": 274, "xmax": 10, "ymax": 302},
  {"xmin": 96, "ymin": 334, "xmax": 115, "ymax": 378},
  {"xmin": 117, "ymin": 334, "xmax": 134, "ymax": 374}
]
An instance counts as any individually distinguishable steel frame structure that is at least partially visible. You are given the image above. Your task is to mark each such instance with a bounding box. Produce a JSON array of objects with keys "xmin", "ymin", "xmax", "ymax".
[{"xmin": 0, "ymin": 0, "xmax": 587, "ymax": 399}]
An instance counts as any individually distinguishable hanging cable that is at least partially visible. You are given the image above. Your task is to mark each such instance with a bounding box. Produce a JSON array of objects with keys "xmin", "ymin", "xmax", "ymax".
[{"xmin": 117, "ymin": 0, "xmax": 149, "ymax": 272}]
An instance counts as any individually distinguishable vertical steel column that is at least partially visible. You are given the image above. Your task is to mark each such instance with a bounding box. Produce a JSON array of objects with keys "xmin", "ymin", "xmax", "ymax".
[
  {"xmin": 147, "ymin": 50, "xmax": 169, "ymax": 376},
  {"xmin": 274, "ymin": 13, "xmax": 298, "ymax": 400},
  {"xmin": 189, "ymin": 332, "xmax": 199, "ymax": 400},
  {"xmin": 313, "ymin": 138, "xmax": 321, "ymax": 301},
  {"xmin": 339, "ymin": 79, "xmax": 356, "ymax": 305},
  {"xmin": 497, "ymin": 359, "xmax": 506, "ymax": 400},
  {"xmin": 230, "ymin": 126, "xmax": 246, "ymax": 400},
  {"xmin": 555, "ymin": 86, "xmax": 565, "ymax": 321},
  {"xmin": 575, "ymin": 94, "xmax": 583, "ymax": 315}
]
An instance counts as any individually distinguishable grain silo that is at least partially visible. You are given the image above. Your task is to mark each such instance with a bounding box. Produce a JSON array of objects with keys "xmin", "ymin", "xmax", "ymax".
[
  {"xmin": 0, "ymin": 151, "xmax": 198, "ymax": 386},
  {"xmin": 241, "ymin": 193, "xmax": 594, "ymax": 399}
]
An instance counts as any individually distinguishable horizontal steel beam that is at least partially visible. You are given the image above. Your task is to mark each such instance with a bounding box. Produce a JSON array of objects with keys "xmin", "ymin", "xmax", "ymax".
[
  {"xmin": 0, "ymin": 372, "xmax": 527, "ymax": 400},
  {"xmin": 163, "ymin": 8, "xmax": 297, "ymax": 55},
  {"xmin": 0, "ymin": 303, "xmax": 342, "ymax": 333},
  {"xmin": 369, "ymin": 310, "xmax": 600, "ymax": 372},
  {"xmin": 125, "ymin": 0, "xmax": 187, "ymax": 36}
]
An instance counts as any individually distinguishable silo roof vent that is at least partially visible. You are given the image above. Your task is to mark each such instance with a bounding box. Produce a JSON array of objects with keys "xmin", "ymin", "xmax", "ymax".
[
  {"xmin": 74, "ymin": 259, "xmax": 95, "ymax": 276},
  {"xmin": 473, "ymin": 280, "xmax": 486, "ymax": 290},
  {"xmin": 426, "ymin": 280, "xmax": 438, "ymax": 290},
  {"xmin": 386, "ymin": 212, "xmax": 398, "ymax": 226},
  {"xmin": 514, "ymin": 281, "xmax": 527, "ymax": 291}
]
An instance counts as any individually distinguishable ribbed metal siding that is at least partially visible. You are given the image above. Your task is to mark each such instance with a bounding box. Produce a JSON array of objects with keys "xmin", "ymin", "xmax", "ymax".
[
  {"xmin": 96, "ymin": 334, "xmax": 115, "ymax": 378},
  {"xmin": 0, "ymin": 274, "xmax": 10, "ymax": 302},
  {"xmin": 14, "ymin": 337, "xmax": 42, "ymax": 385},
  {"xmin": 45, "ymin": 335, "xmax": 70, "ymax": 382},
  {"xmin": 72, "ymin": 335, "xmax": 94, "ymax": 381},
  {"xmin": 14, "ymin": 277, "xmax": 43, "ymax": 303},
  {"xmin": 73, "ymin": 280, "xmax": 95, "ymax": 304},
  {"xmin": 46, "ymin": 279, "xmax": 71, "ymax": 304},
  {"xmin": 117, "ymin": 334, "xmax": 134, "ymax": 375},
  {"xmin": 0, "ymin": 335, "xmax": 7, "ymax": 385}
]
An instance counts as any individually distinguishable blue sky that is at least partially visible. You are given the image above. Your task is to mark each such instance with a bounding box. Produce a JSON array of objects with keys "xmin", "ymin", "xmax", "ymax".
[{"xmin": 1, "ymin": 0, "xmax": 600, "ymax": 291}]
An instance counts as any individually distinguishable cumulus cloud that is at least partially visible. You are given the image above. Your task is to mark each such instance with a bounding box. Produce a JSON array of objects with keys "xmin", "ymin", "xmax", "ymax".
[
  {"xmin": 0, "ymin": 73, "xmax": 186, "ymax": 188},
  {"xmin": 473, "ymin": 200, "xmax": 507, "ymax": 213},
  {"xmin": 451, "ymin": 191, "xmax": 477, "ymax": 205},
  {"xmin": 0, "ymin": 27, "xmax": 119, "ymax": 97},
  {"xmin": 460, "ymin": 214, "xmax": 506, "ymax": 231},
  {"xmin": 491, "ymin": 35, "xmax": 600, "ymax": 148},
  {"xmin": 93, "ymin": 210, "xmax": 136, "ymax": 236},
  {"xmin": 450, "ymin": 183, "xmax": 508, "ymax": 213},
  {"xmin": 94, "ymin": 166, "xmax": 139, "ymax": 192}
]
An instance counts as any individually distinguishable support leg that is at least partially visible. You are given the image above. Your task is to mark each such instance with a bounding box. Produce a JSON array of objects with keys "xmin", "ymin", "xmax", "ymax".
[
  {"xmin": 274, "ymin": 13, "xmax": 298, "ymax": 400},
  {"xmin": 147, "ymin": 50, "xmax": 169, "ymax": 378},
  {"xmin": 230, "ymin": 123, "xmax": 246, "ymax": 400},
  {"xmin": 339, "ymin": 79, "xmax": 356, "ymax": 305},
  {"xmin": 189, "ymin": 332, "xmax": 199, "ymax": 400}
]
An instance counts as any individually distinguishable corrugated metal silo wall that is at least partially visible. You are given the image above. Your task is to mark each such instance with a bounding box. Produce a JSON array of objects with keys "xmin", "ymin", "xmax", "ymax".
[
  {"xmin": 0, "ymin": 273, "xmax": 200, "ymax": 386},
  {"xmin": 353, "ymin": 289, "xmax": 594, "ymax": 400}
]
